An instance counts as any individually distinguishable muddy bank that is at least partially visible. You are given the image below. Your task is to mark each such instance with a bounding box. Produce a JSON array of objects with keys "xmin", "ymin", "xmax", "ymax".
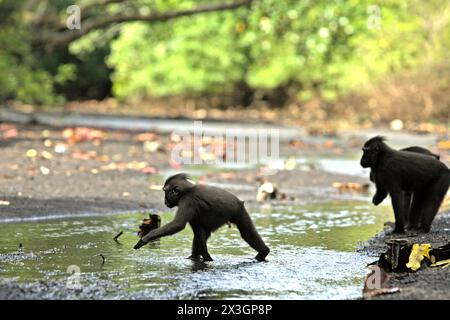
[
  {"xmin": 359, "ymin": 211, "xmax": 450, "ymax": 300},
  {"xmin": 0, "ymin": 167, "xmax": 369, "ymax": 222},
  {"xmin": 0, "ymin": 123, "xmax": 371, "ymax": 221}
]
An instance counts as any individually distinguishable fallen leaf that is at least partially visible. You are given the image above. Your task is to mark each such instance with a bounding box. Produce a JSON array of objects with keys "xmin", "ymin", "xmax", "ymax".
[
  {"xmin": 437, "ymin": 140, "xmax": 450, "ymax": 150},
  {"xmin": 430, "ymin": 259, "xmax": 450, "ymax": 268},
  {"xmin": 284, "ymin": 157, "xmax": 297, "ymax": 170},
  {"xmin": 41, "ymin": 151, "xmax": 53, "ymax": 160},
  {"xmin": 63, "ymin": 127, "xmax": 104, "ymax": 145},
  {"xmin": 40, "ymin": 166, "xmax": 50, "ymax": 175},
  {"xmin": 140, "ymin": 166, "xmax": 157, "ymax": 174},
  {"xmin": 332, "ymin": 182, "xmax": 370, "ymax": 192},
  {"xmin": 406, "ymin": 243, "xmax": 431, "ymax": 271},
  {"xmin": 143, "ymin": 141, "xmax": 160, "ymax": 152},
  {"xmin": 43, "ymin": 139, "xmax": 53, "ymax": 147},
  {"xmin": 26, "ymin": 149, "xmax": 38, "ymax": 158},
  {"xmin": 54, "ymin": 144, "xmax": 67, "ymax": 154},
  {"xmin": 3, "ymin": 128, "xmax": 18, "ymax": 139},
  {"xmin": 135, "ymin": 132, "xmax": 157, "ymax": 142}
]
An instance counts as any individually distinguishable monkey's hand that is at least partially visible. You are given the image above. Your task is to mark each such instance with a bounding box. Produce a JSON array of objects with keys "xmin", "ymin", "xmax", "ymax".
[
  {"xmin": 133, "ymin": 239, "xmax": 146, "ymax": 250},
  {"xmin": 372, "ymin": 195, "xmax": 382, "ymax": 206},
  {"xmin": 372, "ymin": 191, "xmax": 387, "ymax": 206}
]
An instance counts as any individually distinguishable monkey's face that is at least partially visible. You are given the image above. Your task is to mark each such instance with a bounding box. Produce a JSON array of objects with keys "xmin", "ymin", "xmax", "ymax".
[
  {"xmin": 360, "ymin": 145, "xmax": 379, "ymax": 168},
  {"xmin": 163, "ymin": 185, "xmax": 181, "ymax": 208}
]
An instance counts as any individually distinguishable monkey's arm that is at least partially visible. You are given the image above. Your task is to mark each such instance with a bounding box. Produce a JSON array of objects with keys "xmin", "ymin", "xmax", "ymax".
[
  {"xmin": 372, "ymin": 183, "xmax": 388, "ymax": 205},
  {"xmin": 134, "ymin": 207, "xmax": 195, "ymax": 249}
]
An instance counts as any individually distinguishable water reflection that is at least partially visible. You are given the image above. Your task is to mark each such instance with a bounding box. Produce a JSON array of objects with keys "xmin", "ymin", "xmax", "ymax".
[{"xmin": 0, "ymin": 201, "xmax": 392, "ymax": 299}]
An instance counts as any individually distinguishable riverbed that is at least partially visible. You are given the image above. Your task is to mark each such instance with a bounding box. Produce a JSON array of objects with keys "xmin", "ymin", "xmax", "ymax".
[{"xmin": 0, "ymin": 200, "xmax": 391, "ymax": 299}]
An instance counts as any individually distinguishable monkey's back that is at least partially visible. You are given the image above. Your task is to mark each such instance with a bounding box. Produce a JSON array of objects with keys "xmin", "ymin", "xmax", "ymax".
[
  {"xmin": 186, "ymin": 185, "xmax": 244, "ymax": 230},
  {"xmin": 378, "ymin": 151, "xmax": 448, "ymax": 191}
]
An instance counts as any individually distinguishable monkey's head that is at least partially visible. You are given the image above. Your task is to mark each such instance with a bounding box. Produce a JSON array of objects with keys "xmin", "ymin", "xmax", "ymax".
[
  {"xmin": 360, "ymin": 136, "xmax": 386, "ymax": 168},
  {"xmin": 162, "ymin": 173, "xmax": 195, "ymax": 208}
]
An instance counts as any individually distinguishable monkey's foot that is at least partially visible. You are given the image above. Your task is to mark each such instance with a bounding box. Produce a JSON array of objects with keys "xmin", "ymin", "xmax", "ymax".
[
  {"xmin": 255, "ymin": 251, "xmax": 269, "ymax": 262},
  {"xmin": 410, "ymin": 227, "xmax": 431, "ymax": 234},
  {"xmin": 391, "ymin": 225, "xmax": 406, "ymax": 234},
  {"xmin": 187, "ymin": 255, "xmax": 202, "ymax": 262},
  {"xmin": 202, "ymin": 255, "xmax": 214, "ymax": 262}
]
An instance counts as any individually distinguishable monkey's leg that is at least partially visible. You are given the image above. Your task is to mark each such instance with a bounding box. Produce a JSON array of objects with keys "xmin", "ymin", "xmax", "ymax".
[
  {"xmin": 233, "ymin": 210, "xmax": 270, "ymax": 261},
  {"xmin": 188, "ymin": 224, "xmax": 202, "ymax": 261},
  {"xmin": 197, "ymin": 228, "xmax": 213, "ymax": 262},
  {"xmin": 403, "ymin": 192, "xmax": 413, "ymax": 230},
  {"xmin": 390, "ymin": 189, "xmax": 406, "ymax": 233},
  {"xmin": 409, "ymin": 192, "xmax": 424, "ymax": 231},
  {"xmin": 417, "ymin": 174, "xmax": 450, "ymax": 232}
]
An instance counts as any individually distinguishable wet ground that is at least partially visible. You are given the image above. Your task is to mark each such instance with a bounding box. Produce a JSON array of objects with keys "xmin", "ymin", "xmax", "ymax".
[
  {"xmin": 0, "ymin": 121, "xmax": 449, "ymax": 299},
  {"xmin": 359, "ymin": 212, "xmax": 450, "ymax": 300}
]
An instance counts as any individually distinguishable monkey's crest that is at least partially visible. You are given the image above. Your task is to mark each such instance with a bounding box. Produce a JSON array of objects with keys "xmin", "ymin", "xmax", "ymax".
[
  {"xmin": 163, "ymin": 173, "xmax": 195, "ymax": 192},
  {"xmin": 164, "ymin": 173, "xmax": 189, "ymax": 187},
  {"xmin": 363, "ymin": 136, "xmax": 387, "ymax": 149}
]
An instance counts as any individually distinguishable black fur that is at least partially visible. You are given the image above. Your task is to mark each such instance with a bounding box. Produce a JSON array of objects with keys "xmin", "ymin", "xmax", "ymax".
[
  {"xmin": 369, "ymin": 145, "xmax": 441, "ymax": 230},
  {"xmin": 362, "ymin": 136, "xmax": 449, "ymax": 233},
  {"xmin": 134, "ymin": 173, "xmax": 270, "ymax": 262}
]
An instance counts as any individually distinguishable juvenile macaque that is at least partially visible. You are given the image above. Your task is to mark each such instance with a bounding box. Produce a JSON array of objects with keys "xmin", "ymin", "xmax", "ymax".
[{"xmin": 134, "ymin": 174, "xmax": 270, "ymax": 261}]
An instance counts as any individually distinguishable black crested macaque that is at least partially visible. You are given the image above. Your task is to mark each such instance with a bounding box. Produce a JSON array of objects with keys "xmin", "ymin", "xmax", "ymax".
[
  {"xmin": 370, "ymin": 146, "xmax": 440, "ymax": 183},
  {"xmin": 134, "ymin": 173, "xmax": 270, "ymax": 262},
  {"xmin": 369, "ymin": 146, "xmax": 441, "ymax": 229},
  {"xmin": 361, "ymin": 136, "xmax": 450, "ymax": 233}
]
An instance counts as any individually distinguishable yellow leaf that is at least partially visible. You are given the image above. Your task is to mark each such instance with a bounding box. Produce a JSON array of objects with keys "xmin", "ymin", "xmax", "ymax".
[
  {"xmin": 430, "ymin": 259, "xmax": 450, "ymax": 268},
  {"xmin": 406, "ymin": 244, "xmax": 431, "ymax": 271}
]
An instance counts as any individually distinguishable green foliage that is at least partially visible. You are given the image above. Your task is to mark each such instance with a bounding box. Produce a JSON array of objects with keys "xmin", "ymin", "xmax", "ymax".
[
  {"xmin": 0, "ymin": 0, "xmax": 448, "ymax": 108},
  {"xmin": 108, "ymin": 0, "xmax": 450, "ymax": 104},
  {"xmin": 108, "ymin": 12, "xmax": 245, "ymax": 99},
  {"xmin": 0, "ymin": 1, "xmax": 58, "ymax": 105},
  {"xmin": 108, "ymin": 0, "xmax": 376, "ymax": 100}
]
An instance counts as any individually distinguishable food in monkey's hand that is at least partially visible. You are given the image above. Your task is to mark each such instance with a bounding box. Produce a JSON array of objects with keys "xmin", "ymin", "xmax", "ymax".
[{"xmin": 138, "ymin": 214, "xmax": 161, "ymax": 238}]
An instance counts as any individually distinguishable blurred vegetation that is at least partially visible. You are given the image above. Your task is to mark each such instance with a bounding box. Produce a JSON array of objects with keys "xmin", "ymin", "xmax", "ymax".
[{"xmin": 0, "ymin": 0, "xmax": 449, "ymax": 122}]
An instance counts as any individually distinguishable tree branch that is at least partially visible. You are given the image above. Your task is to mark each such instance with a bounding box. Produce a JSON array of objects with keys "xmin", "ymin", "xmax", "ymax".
[{"xmin": 36, "ymin": 0, "xmax": 254, "ymax": 51}]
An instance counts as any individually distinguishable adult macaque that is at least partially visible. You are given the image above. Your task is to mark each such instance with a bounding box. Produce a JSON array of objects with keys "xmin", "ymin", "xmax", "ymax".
[
  {"xmin": 361, "ymin": 136, "xmax": 449, "ymax": 233},
  {"xmin": 369, "ymin": 145, "xmax": 441, "ymax": 229},
  {"xmin": 134, "ymin": 173, "xmax": 270, "ymax": 262}
]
